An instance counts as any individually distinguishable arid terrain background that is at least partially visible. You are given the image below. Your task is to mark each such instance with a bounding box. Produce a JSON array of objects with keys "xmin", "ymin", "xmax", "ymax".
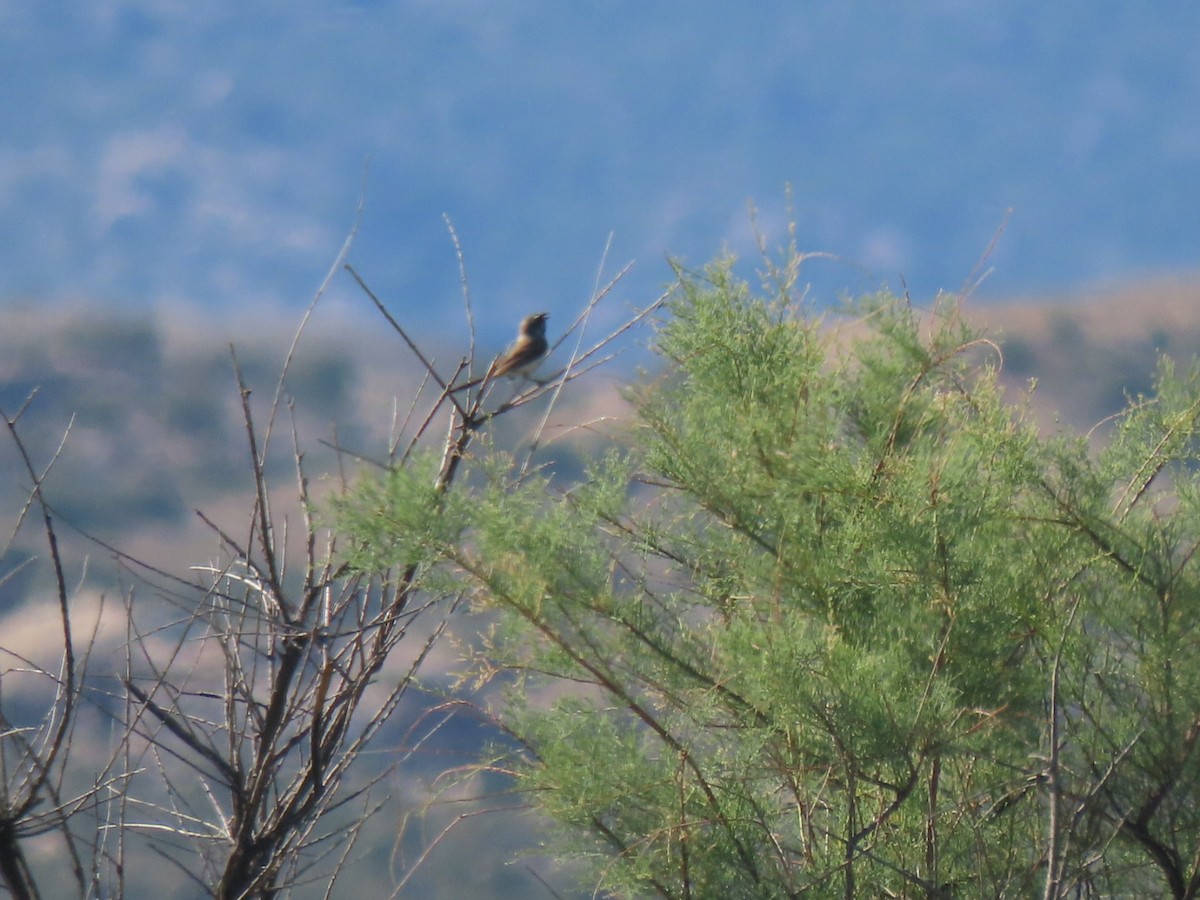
[{"xmin": 2, "ymin": 276, "xmax": 1198, "ymax": 896}]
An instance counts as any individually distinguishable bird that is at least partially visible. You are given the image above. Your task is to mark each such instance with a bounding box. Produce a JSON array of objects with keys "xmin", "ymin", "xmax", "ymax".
[{"xmin": 453, "ymin": 312, "xmax": 549, "ymax": 392}]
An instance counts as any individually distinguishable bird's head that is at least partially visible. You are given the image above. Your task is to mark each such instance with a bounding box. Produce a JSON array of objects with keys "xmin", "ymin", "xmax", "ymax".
[{"xmin": 521, "ymin": 313, "xmax": 549, "ymax": 339}]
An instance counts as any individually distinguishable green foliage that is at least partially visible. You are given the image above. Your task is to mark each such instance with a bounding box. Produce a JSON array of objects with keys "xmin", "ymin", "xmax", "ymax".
[
  {"xmin": 340, "ymin": 255, "xmax": 1200, "ymax": 898},
  {"xmin": 333, "ymin": 450, "xmax": 463, "ymax": 572}
]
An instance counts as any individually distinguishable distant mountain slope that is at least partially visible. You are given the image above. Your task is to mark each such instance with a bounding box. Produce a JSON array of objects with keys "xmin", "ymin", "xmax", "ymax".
[
  {"xmin": 2, "ymin": 5, "xmax": 1198, "ymax": 316},
  {"xmin": 968, "ymin": 276, "xmax": 1200, "ymax": 430},
  {"xmin": 3, "ymin": 279, "xmax": 1199, "ymax": 556}
]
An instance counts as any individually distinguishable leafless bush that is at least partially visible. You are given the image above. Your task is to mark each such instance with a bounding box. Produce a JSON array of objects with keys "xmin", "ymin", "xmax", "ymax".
[
  {"xmin": 0, "ymin": 395, "xmax": 118, "ymax": 900},
  {"xmin": 0, "ymin": 221, "xmax": 654, "ymax": 897}
]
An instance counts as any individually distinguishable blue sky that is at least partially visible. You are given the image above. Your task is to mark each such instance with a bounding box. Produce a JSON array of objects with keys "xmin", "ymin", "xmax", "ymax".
[{"xmin": 2, "ymin": 2, "xmax": 1198, "ymax": 339}]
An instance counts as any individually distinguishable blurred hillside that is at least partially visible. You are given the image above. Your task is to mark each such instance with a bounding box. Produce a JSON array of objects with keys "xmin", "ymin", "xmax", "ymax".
[
  {"xmin": 3, "ymin": 276, "xmax": 1199, "ymax": 597},
  {"xmin": 968, "ymin": 277, "xmax": 1200, "ymax": 430},
  {"xmin": 0, "ymin": 299, "xmax": 615, "ymax": 575},
  {"xmin": 5, "ymin": 6, "xmax": 1199, "ymax": 317}
]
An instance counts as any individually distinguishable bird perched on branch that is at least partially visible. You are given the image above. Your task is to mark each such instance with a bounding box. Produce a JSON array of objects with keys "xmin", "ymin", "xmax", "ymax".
[{"xmin": 453, "ymin": 312, "xmax": 549, "ymax": 392}]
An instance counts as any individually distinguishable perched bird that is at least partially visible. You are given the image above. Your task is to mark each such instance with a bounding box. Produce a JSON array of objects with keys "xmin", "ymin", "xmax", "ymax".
[{"xmin": 453, "ymin": 313, "xmax": 549, "ymax": 392}]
